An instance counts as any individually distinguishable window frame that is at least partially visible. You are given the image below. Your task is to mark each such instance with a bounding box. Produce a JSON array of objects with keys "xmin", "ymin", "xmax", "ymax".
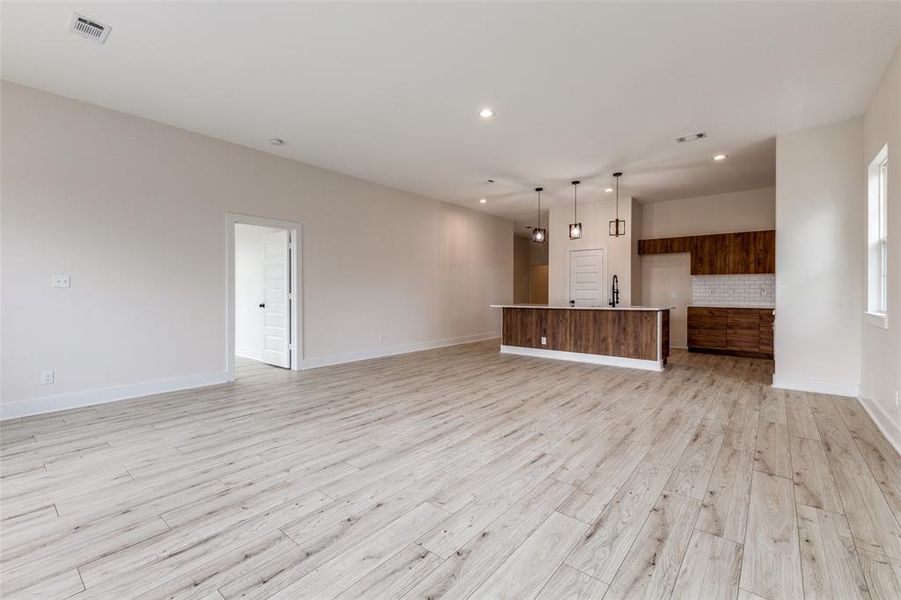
[{"xmin": 866, "ymin": 144, "xmax": 889, "ymax": 329}]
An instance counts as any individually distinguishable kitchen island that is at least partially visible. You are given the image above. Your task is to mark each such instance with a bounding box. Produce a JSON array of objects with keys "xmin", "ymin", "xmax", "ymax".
[{"xmin": 490, "ymin": 304, "xmax": 673, "ymax": 371}]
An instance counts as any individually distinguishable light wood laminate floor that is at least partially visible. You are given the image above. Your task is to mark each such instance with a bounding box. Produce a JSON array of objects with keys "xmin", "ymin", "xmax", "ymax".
[{"xmin": 2, "ymin": 341, "xmax": 900, "ymax": 600}]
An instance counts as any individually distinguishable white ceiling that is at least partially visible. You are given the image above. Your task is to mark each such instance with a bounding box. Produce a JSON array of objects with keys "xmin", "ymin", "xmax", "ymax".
[{"xmin": 2, "ymin": 2, "xmax": 899, "ymax": 228}]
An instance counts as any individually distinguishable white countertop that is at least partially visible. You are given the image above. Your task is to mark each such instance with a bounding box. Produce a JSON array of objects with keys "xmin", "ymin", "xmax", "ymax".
[{"xmin": 490, "ymin": 304, "xmax": 674, "ymax": 312}]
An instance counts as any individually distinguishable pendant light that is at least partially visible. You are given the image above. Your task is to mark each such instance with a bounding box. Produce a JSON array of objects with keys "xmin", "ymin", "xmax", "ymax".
[
  {"xmin": 608, "ymin": 172, "xmax": 626, "ymax": 237},
  {"xmin": 568, "ymin": 180, "xmax": 582, "ymax": 239},
  {"xmin": 531, "ymin": 187, "xmax": 547, "ymax": 244}
]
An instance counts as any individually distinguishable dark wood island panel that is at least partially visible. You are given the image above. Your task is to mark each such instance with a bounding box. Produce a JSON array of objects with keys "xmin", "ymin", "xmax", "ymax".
[{"xmin": 501, "ymin": 307, "xmax": 670, "ymax": 365}]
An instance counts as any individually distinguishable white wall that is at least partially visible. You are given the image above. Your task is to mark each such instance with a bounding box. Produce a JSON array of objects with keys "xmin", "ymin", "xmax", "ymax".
[
  {"xmin": 774, "ymin": 118, "xmax": 864, "ymax": 397},
  {"xmin": 861, "ymin": 42, "xmax": 900, "ymax": 449},
  {"xmin": 641, "ymin": 254, "xmax": 691, "ymax": 347},
  {"xmin": 640, "ymin": 187, "xmax": 776, "ymax": 238},
  {"xmin": 235, "ymin": 224, "xmax": 279, "ymax": 361},
  {"xmin": 0, "ymin": 82, "xmax": 513, "ymax": 417},
  {"xmin": 548, "ymin": 196, "xmax": 637, "ymax": 306}
]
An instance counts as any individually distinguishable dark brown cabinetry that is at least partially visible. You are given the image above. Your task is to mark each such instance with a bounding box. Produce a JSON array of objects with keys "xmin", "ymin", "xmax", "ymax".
[
  {"xmin": 639, "ymin": 230, "xmax": 775, "ymax": 275},
  {"xmin": 687, "ymin": 306, "xmax": 774, "ymax": 358},
  {"xmin": 753, "ymin": 230, "xmax": 777, "ymax": 274},
  {"xmin": 759, "ymin": 310, "xmax": 774, "ymax": 354},
  {"xmin": 687, "ymin": 307, "xmax": 726, "ymax": 349},
  {"xmin": 691, "ymin": 234, "xmax": 731, "ymax": 275}
]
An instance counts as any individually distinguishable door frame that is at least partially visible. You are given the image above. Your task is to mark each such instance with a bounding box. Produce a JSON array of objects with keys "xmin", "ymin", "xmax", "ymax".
[
  {"xmin": 226, "ymin": 213, "xmax": 302, "ymax": 380},
  {"xmin": 565, "ymin": 245, "xmax": 608, "ymax": 306}
]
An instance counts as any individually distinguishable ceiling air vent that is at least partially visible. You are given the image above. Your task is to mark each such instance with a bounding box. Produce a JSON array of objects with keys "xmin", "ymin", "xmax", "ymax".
[
  {"xmin": 68, "ymin": 13, "xmax": 111, "ymax": 44},
  {"xmin": 676, "ymin": 132, "xmax": 706, "ymax": 143}
]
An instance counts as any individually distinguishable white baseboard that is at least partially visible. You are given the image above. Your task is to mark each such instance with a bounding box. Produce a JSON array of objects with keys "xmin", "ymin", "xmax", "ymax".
[
  {"xmin": 857, "ymin": 387, "xmax": 901, "ymax": 456},
  {"xmin": 301, "ymin": 332, "xmax": 500, "ymax": 370},
  {"xmin": 500, "ymin": 345, "xmax": 664, "ymax": 372},
  {"xmin": 0, "ymin": 370, "xmax": 230, "ymax": 421},
  {"xmin": 772, "ymin": 374, "xmax": 860, "ymax": 398},
  {"xmin": 235, "ymin": 351, "xmax": 263, "ymax": 362}
]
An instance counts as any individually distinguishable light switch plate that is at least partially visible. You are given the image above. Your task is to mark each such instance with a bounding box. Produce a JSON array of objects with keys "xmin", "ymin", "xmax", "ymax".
[
  {"xmin": 41, "ymin": 370, "xmax": 55, "ymax": 385},
  {"xmin": 51, "ymin": 274, "xmax": 71, "ymax": 288}
]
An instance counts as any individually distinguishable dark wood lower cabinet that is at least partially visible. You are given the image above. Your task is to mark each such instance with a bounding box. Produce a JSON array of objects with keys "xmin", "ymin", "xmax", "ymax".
[
  {"xmin": 687, "ymin": 307, "xmax": 726, "ymax": 349},
  {"xmin": 759, "ymin": 310, "xmax": 774, "ymax": 354},
  {"xmin": 687, "ymin": 306, "xmax": 774, "ymax": 358}
]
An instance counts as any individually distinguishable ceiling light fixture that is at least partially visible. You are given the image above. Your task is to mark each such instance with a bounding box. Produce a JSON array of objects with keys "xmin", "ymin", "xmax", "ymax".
[
  {"xmin": 569, "ymin": 180, "xmax": 582, "ymax": 240},
  {"xmin": 713, "ymin": 153, "xmax": 727, "ymax": 161},
  {"xmin": 479, "ymin": 108, "xmax": 495, "ymax": 119},
  {"xmin": 531, "ymin": 187, "xmax": 547, "ymax": 245},
  {"xmin": 609, "ymin": 172, "xmax": 626, "ymax": 237},
  {"xmin": 605, "ymin": 187, "xmax": 614, "ymax": 193},
  {"xmin": 269, "ymin": 138, "xmax": 284, "ymax": 146},
  {"xmin": 479, "ymin": 198, "xmax": 487, "ymax": 204}
]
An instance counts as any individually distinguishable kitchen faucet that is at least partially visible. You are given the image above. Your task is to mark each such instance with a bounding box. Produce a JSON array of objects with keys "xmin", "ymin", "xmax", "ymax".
[{"xmin": 609, "ymin": 275, "xmax": 620, "ymax": 307}]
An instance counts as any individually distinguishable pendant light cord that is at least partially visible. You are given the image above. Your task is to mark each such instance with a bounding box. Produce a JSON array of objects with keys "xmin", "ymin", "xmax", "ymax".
[
  {"xmin": 615, "ymin": 176, "xmax": 619, "ymax": 221},
  {"xmin": 574, "ymin": 182, "xmax": 578, "ymax": 221}
]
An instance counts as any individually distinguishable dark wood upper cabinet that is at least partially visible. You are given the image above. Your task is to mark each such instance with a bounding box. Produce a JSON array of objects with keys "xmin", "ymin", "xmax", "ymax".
[
  {"xmin": 638, "ymin": 236, "xmax": 691, "ymax": 255},
  {"xmin": 753, "ymin": 230, "xmax": 776, "ymax": 273},
  {"xmin": 727, "ymin": 232, "xmax": 755, "ymax": 274},
  {"xmin": 690, "ymin": 234, "xmax": 730, "ymax": 275},
  {"xmin": 640, "ymin": 230, "xmax": 775, "ymax": 275}
]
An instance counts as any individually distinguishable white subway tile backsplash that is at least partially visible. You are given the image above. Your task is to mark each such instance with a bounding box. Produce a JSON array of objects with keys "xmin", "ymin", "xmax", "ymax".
[{"xmin": 691, "ymin": 274, "xmax": 775, "ymax": 307}]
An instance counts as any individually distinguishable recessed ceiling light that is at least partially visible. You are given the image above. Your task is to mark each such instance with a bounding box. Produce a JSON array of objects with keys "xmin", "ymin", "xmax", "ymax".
[
  {"xmin": 478, "ymin": 108, "xmax": 495, "ymax": 119},
  {"xmin": 713, "ymin": 153, "xmax": 727, "ymax": 161},
  {"xmin": 605, "ymin": 187, "xmax": 614, "ymax": 193},
  {"xmin": 479, "ymin": 198, "xmax": 487, "ymax": 204},
  {"xmin": 269, "ymin": 138, "xmax": 285, "ymax": 146}
]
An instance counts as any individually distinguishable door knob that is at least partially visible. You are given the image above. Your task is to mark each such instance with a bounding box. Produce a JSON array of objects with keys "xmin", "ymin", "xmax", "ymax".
[{"xmin": 259, "ymin": 303, "xmax": 266, "ymax": 308}]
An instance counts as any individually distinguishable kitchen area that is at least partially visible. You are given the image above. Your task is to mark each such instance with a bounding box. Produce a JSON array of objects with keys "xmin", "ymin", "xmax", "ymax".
[
  {"xmin": 639, "ymin": 229, "xmax": 776, "ymax": 359},
  {"xmin": 502, "ymin": 185, "xmax": 777, "ymax": 370}
]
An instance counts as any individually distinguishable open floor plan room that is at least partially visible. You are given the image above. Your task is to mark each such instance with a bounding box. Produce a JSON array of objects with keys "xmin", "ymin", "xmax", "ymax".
[
  {"xmin": 2, "ymin": 2, "xmax": 899, "ymax": 599},
  {"xmin": 3, "ymin": 344, "xmax": 900, "ymax": 599}
]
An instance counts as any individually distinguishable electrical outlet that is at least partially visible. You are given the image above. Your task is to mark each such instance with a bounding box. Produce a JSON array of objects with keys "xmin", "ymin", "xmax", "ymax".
[
  {"xmin": 377, "ymin": 332, "xmax": 384, "ymax": 344},
  {"xmin": 51, "ymin": 274, "xmax": 71, "ymax": 288},
  {"xmin": 541, "ymin": 336, "xmax": 547, "ymax": 345},
  {"xmin": 41, "ymin": 370, "xmax": 55, "ymax": 385},
  {"xmin": 896, "ymin": 389, "xmax": 900, "ymax": 411}
]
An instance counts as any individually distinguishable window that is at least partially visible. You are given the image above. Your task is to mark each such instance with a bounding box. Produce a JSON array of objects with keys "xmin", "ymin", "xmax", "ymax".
[{"xmin": 867, "ymin": 144, "xmax": 888, "ymax": 328}]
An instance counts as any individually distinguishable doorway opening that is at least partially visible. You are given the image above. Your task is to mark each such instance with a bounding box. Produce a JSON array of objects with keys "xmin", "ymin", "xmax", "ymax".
[
  {"xmin": 512, "ymin": 233, "xmax": 548, "ymax": 304},
  {"xmin": 226, "ymin": 214, "xmax": 302, "ymax": 380}
]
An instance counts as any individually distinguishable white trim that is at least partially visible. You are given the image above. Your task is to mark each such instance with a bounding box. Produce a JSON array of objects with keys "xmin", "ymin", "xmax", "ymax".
[
  {"xmin": 301, "ymin": 332, "xmax": 500, "ymax": 369},
  {"xmin": 656, "ymin": 312, "xmax": 663, "ymax": 360},
  {"xmin": 500, "ymin": 345, "xmax": 664, "ymax": 372},
  {"xmin": 0, "ymin": 370, "xmax": 230, "ymax": 420},
  {"xmin": 857, "ymin": 387, "xmax": 901, "ymax": 456},
  {"xmin": 772, "ymin": 374, "xmax": 860, "ymax": 398},
  {"xmin": 864, "ymin": 311, "xmax": 889, "ymax": 330},
  {"xmin": 227, "ymin": 213, "xmax": 303, "ymax": 380}
]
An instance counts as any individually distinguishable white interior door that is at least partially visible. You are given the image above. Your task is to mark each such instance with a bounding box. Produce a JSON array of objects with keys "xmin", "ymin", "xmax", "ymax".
[
  {"xmin": 569, "ymin": 249, "xmax": 606, "ymax": 307},
  {"xmin": 261, "ymin": 230, "xmax": 290, "ymax": 368}
]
